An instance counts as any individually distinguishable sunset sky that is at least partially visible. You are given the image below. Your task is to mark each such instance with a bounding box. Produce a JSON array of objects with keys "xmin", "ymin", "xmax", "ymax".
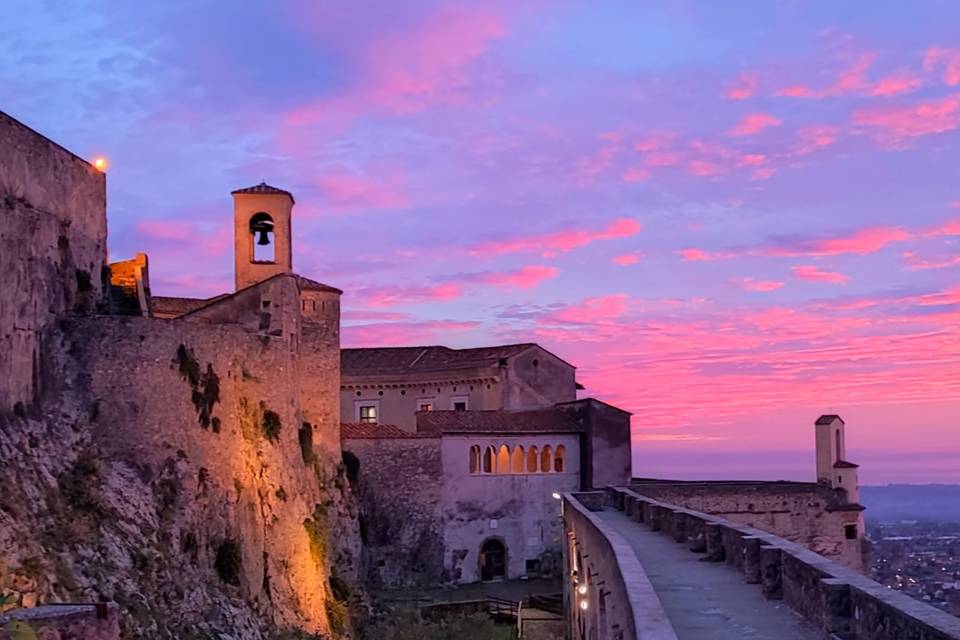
[{"xmin": 4, "ymin": 1, "xmax": 958, "ymax": 484}]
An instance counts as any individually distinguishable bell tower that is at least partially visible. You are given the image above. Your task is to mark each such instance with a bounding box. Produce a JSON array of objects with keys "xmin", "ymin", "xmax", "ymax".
[{"xmin": 232, "ymin": 182, "xmax": 294, "ymax": 291}]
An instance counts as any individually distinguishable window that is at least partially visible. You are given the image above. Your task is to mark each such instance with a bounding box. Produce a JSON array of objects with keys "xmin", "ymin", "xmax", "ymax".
[
  {"xmin": 540, "ymin": 445, "xmax": 553, "ymax": 472},
  {"xmin": 525, "ymin": 559, "xmax": 541, "ymax": 574},
  {"xmin": 554, "ymin": 444, "xmax": 566, "ymax": 472},
  {"xmin": 483, "ymin": 446, "xmax": 495, "ymax": 473},
  {"xmin": 359, "ymin": 405, "xmax": 377, "ymax": 424},
  {"xmin": 497, "ymin": 445, "xmax": 511, "ymax": 474},
  {"xmin": 418, "ymin": 401, "xmax": 433, "ymax": 412},
  {"xmin": 469, "ymin": 445, "xmax": 481, "ymax": 474},
  {"xmin": 512, "ymin": 446, "xmax": 525, "ymax": 473},
  {"xmin": 450, "ymin": 395, "xmax": 469, "ymax": 411},
  {"xmin": 527, "ymin": 446, "xmax": 539, "ymax": 473},
  {"xmin": 454, "ymin": 402, "xmax": 467, "ymax": 411},
  {"xmin": 844, "ymin": 524, "xmax": 857, "ymax": 540}
]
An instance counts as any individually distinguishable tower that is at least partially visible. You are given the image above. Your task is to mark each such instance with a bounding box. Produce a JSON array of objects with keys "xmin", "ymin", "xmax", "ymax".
[
  {"xmin": 814, "ymin": 414, "xmax": 860, "ymax": 503},
  {"xmin": 232, "ymin": 182, "xmax": 294, "ymax": 291}
]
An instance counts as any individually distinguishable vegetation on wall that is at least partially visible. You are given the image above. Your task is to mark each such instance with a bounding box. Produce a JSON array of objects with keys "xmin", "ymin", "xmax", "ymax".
[
  {"xmin": 303, "ymin": 504, "xmax": 328, "ymax": 566},
  {"xmin": 174, "ymin": 344, "xmax": 221, "ymax": 430},
  {"xmin": 261, "ymin": 404, "xmax": 282, "ymax": 443}
]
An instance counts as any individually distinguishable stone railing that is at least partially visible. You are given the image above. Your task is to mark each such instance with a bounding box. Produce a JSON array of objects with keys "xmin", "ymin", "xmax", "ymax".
[
  {"xmin": 607, "ymin": 487, "xmax": 960, "ymax": 640},
  {"xmin": 0, "ymin": 603, "xmax": 119, "ymax": 640},
  {"xmin": 562, "ymin": 492, "xmax": 678, "ymax": 640}
]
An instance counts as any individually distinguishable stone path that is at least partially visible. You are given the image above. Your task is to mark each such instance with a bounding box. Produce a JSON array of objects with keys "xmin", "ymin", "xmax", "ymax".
[{"xmin": 597, "ymin": 509, "xmax": 825, "ymax": 640}]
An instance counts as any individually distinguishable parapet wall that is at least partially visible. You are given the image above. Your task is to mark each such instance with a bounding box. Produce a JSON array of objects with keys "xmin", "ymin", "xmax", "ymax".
[
  {"xmin": 630, "ymin": 479, "xmax": 865, "ymax": 570},
  {"xmin": 561, "ymin": 492, "xmax": 677, "ymax": 640},
  {"xmin": 0, "ymin": 111, "xmax": 107, "ymax": 412},
  {"xmin": 604, "ymin": 487, "xmax": 960, "ymax": 640}
]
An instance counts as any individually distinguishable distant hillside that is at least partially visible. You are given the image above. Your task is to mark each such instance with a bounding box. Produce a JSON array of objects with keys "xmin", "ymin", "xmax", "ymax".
[{"xmin": 861, "ymin": 485, "xmax": 960, "ymax": 522}]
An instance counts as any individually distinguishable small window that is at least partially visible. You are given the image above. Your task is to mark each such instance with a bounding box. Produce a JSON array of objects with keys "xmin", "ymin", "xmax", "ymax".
[
  {"xmin": 450, "ymin": 395, "xmax": 469, "ymax": 411},
  {"xmin": 359, "ymin": 405, "xmax": 377, "ymax": 424},
  {"xmin": 527, "ymin": 446, "xmax": 539, "ymax": 473},
  {"xmin": 454, "ymin": 402, "xmax": 467, "ymax": 411},
  {"xmin": 525, "ymin": 559, "xmax": 541, "ymax": 574},
  {"xmin": 497, "ymin": 445, "xmax": 511, "ymax": 474},
  {"xmin": 512, "ymin": 446, "xmax": 525, "ymax": 473},
  {"xmin": 845, "ymin": 524, "xmax": 857, "ymax": 540},
  {"xmin": 541, "ymin": 445, "xmax": 553, "ymax": 473},
  {"xmin": 418, "ymin": 402, "xmax": 433, "ymax": 412},
  {"xmin": 483, "ymin": 446, "xmax": 495, "ymax": 473}
]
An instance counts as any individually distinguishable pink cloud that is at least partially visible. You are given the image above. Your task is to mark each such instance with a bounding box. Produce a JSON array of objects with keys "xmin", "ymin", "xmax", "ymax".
[
  {"xmin": 902, "ymin": 251, "xmax": 960, "ymax": 270},
  {"xmin": 776, "ymin": 53, "xmax": 877, "ymax": 99},
  {"xmin": 543, "ymin": 294, "xmax": 628, "ymax": 325},
  {"xmin": 737, "ymin": 153, "xmax": 767, "ymax": 167},
  {"xmin": 791, "ymin": 265, "xmax": 850, "ymax": 284},
  {"xmin": 342, "ymin": 319, "xmax": 480, "ymax": 347},
  {"xmin": 633, "ymin": 131, "xmax": 676, "ymax": 152},
  {"xmin": 921, "ymin": 218, "xmax": 960, "ymax": 237},
  {"xmin": 727, "ymin": 112, "xmax": 782, "ymax": 137},
  {"xmin": 468, "ymin": 217, "xmax": 642, "ymax": 257},
  {"xmin": 687, "ymin": 159, "xmax": 723, "ymax": 176},
  {"xmin": 612, "ymin": 252, "xmax": 643, "ymax": 266},
  {"xmin": 870, "ymin": 69, "xmax": 923, "ymax": 97},
  {"xmin": 644, "ymin": 152, "xmax": 682, "ymax": 167},
  {"xmin": 356, "ymin": 282, "xmax": 463, "ymax": 307},
  {"xmin": 725, "ymin": 72, "xmax": 758, "ymax": 100},
  {"xmin": 575, "ymin": 132, "xmax": 623, "ymax": 183},
  {"xmin": 679, "ymin": 248, "xmax": 713, "ymax": 261},
  {"xmin": 622, "ymin": 166, "xmax": 651, "ymax": 182},
  {"xmin": 854, "ymin": 94, "xmax": 960, "ymax": 141},
  {"xmin": 924, "ymin": 47, "xmax": 960, "ymax": 86},
  {"xmin": 473, "ymin": 265, "xmax": 559, "ymax": 289},
  {"xmin": 317, "ymin": 168, "xmax": 410, "ymax": 213},
  {"xmin": 777, "ymin": 85, "xmax": 814, "ymax": 98},
  {"xmin": 770, "ymin": 225, "xmax": 910, "ymax": 257},
  {"xmin": 735, "ymin": 277, "xmax": 785, "ymax": 292},
  {"xmin": 795, "ymin": 125, "xmax": 839, "ymax": 155}
]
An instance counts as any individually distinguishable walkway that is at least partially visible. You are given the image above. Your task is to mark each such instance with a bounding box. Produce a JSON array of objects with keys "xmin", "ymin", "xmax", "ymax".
[{"xmin": 597, "ymin": 508, "xmax": 824, "ymax": 640}]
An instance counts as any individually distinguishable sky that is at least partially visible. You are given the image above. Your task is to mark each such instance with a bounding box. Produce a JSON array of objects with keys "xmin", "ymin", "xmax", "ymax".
[{"xmin": 3, "ymin": 0, "xmax": 959, "ymax": 484}]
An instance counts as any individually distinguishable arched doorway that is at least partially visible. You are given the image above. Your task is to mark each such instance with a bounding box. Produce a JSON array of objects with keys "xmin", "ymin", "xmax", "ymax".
[{"xmin": 479, "ymin": 538, "xmax": 507, "ymax": 581}]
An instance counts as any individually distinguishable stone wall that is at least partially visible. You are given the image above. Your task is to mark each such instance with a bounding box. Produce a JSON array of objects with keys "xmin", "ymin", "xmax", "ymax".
[
  {"xmin": 502, "ymin": 346, "xmax": 576, "ymax": 410},
  {"xmin": 562, "ymin": 492, "xmax": 677, "ymax": 640},
  {"xmin": 604, "ymin": 487, "xmax": 960, "ymax": 640},
  {"xmin": 341, "ymin": 435, "xmax": 445, "ymax": 588},
  {"xmin": 562, "ymin": 399, "xmax": 632, "ymax": 489},
  {"xmin": 629, "ymin": 480, "xmax": 865, "ymax": 570},
  {"xmin": 0, "ymin": 311, "xmax": 359, "ymax": 639},
  {"xmin": 0, "ymin": 111, "xmax": 107, "ymax": 412}
]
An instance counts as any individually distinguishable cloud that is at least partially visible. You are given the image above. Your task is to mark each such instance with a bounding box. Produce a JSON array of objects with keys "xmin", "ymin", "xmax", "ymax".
[
  {"xmin": 870, "ymin": 69, "xmax": 923, "ymax": 97},
  {"xmin": 463, "ymin": 265, "xmax": 559, "ymax": 289},
  {"xmin": 792, "ymin": 265, "xmax": 850, "ymax": 284},
  {"xmin": 342, "ymin": 319, "xmax": 480, "ymax": 347},
  {"xmin": 794, "ymin": 125, "xmax": 839, "ymax": 155},
  {"xmin": 923, "ymin": 47, "xmax": 960, "ymax": 86},
  {"xmin": 540, "ymin": 294, "xmax": 628, "ymax": 325},
  {"xmin": 767, "ymin": 226, "xmax": 910, "ymax": 257},
  {"xmin": 854, "ymin": 94, "xmax": 960, "ymax": 142},
  {"xmin": 776, "ymin": 52, "xmax": 876, "ymax": 99},
  {"xmin": 902, "ymin": 251, "xmax": 960, "ymax": 270},
  {"xmin": 735, "ymin": 277, "xmax": 785, "ymax": 292},
  {"xmin": 316, "ymin": 168, "xmax": 410, "ymax": 213},
  {"xmin": 725, "ymin": 72, "xmax": 758, "ymax": 100},
  {"xmin": 727, "ymin": 112, "xmax": 782, "ymax": 137},
  {"xmin": 467, "ymin": 218, "xmax": 642, "ymax": 257},
  {"xmin": 354, "ymin": 282, "xmax": 463, "ymax": 307},
  {"xmin": 611, "ymin": 252, "xmax": 643, "ymax": 266}
]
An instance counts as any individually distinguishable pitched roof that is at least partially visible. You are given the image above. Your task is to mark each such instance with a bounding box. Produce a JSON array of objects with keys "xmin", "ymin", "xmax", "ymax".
[
  {"xmin": 834, "ymin": 460, "xmax": 859, "ymax": 468},
  {"xmin": 341, "ymin": 343, "xmax": 539, "ymax": 377},
  {"xmin": 340, "ymin": 422, "xmax": 435, "ymax": 439},
  {"xmin": 417, "ymin": 409, "xmax": 582, "ymax": 434},
  {"xmin": 294, "ymin": 274, "xmax": 342, "ymax": 294},
  {"xmin": 151, "ymin": 295, "xmax": 223, "ymax": 319},
  {"xmin": 231, "ymin": 182, "xmax": 295, "ymax": 203},
  {"xmin": 815, "ymin": 414, "xmax": 844, "ymax": 425}
]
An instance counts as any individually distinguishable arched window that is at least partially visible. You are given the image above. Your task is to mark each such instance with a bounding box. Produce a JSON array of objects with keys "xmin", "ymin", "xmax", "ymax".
[
  {"xmin": 554, "ymin": 444, "xmax": 566, "ymax": 472},
  {"xmin": 541, "ymin": 445, "xmax": 553, "ymax": 473},
  {"xmin": 835, "ymin": 429, "xmax": 842, "ymax": 462},
  {"xmin": 527, "ymin": 446, "xmax": 539, "ymax": 473},
  {"xmin": 249, "ymin": 212, "xmax": 275, "ymax": 263},
  {"xmin": 497, "ymin": 445, "xmax": 511, "ymax": 474},
  {"xmin": 483, "ymin": 446, "xmax": 495, "ymax": 473},
  {"xmin": 469, "ymin": 445, "xmax": 481, "ymax": 474},
  {"xmin": 512, "ymin": 446, "xmax": 525, "ymax": 473}
]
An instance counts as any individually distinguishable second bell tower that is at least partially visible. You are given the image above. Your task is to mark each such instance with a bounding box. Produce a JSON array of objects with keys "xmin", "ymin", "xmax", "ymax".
[{"xmin": 231, "ymin": 182, "xmax": 294, "ymax": 291}]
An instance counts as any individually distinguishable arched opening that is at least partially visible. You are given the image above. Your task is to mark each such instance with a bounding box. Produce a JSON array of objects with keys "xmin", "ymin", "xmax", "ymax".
[
  {"xmin": 497, "ymin": 445, "xmax": 511, "ymax": 474},
  {"xmin": 479, "ymin": 538, "xmax": 507, "ymax": 581},
  {"xmin": 527, "ymin": 446, "xmax": 539, "ymax": 473},
  {"xmin": 541, "ymin": 445, "xmax": 553, "ymax": 472},
  {"xmin": 483, "ymin": 446, "xmax": 495, "ymax": 473},
  {"xmin": 554, "ymin": 444, "xmax": 566, "ymax": 472},
  {"xmin": 512, "ymin": 446, "xmax": 525, "ymax": 473},
  {"xmin": 469, "ymin": 445, "xmax": 481, "ymax": 474},
  {"xmin": 835, "ymin": 429, "xmax": 842, "ymax": 462},
  {"xmin": 249, "ymin": 212, "xmax": 276, "ymax": 263}
]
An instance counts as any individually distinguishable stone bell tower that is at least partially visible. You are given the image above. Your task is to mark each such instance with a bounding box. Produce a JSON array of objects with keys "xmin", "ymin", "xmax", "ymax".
[
  {"xmin": 232, "ymin": 182, "xmax": 294, "ymax": 291},
  {"xmin": 815, "ymin": 414, "xmax": 860, "ymax": 503}
]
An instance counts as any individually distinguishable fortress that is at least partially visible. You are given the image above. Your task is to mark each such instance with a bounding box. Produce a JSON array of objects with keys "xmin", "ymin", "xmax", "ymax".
[{"xmin": 2, "ymin": 110, "xmax": 955, "ymax": 640}]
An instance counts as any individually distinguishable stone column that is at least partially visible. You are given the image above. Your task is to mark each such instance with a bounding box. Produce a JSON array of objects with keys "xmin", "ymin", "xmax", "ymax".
[{"xmin": 760, "ymin": 546, "xmax": 783, "ymax": 600}]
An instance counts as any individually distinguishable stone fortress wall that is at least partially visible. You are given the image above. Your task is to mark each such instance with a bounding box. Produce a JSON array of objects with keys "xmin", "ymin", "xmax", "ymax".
[
  {"xmin": 0, "ymin": 111, "xmax": 107, "ymax": 413},
  {"xmin": 0, "ymin": 112, "xmax": 358, "ymax": 639}
]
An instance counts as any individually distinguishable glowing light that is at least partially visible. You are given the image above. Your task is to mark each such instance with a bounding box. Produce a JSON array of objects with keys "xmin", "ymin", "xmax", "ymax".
[
  {"xmin": 552, "ymin": 492, "xmax": 562, "ymax": 500},
  {"xmin": 93, "ymin": 157, "xmax": 108, "ymax": 171},
  {"xmin": 579, "ymin": 599, "xmax": 589, "ymax": 611},
  {"xmin": 577, "ymin": 584, "xmax": 588, "ymax": 595}
]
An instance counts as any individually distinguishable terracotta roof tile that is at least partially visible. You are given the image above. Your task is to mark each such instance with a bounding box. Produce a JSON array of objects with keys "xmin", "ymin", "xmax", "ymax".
[
  {"xmin": 341, "ymin": 344, "xmax": 537, "ymax": 377},
  {"xmin": 416, "ymin": 409, "xmax": 582, "ymax": 434},
  {"xmin": 231, "ymin": 181, "xmax": 294, "ymax": 203},
  {"xmin": 340, "ymin": 423, "xmax": 434, "ymax": 439}
]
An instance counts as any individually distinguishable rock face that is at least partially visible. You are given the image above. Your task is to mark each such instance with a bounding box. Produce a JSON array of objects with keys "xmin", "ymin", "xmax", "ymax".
[{"xmin": 0, "ymin": 111, "xmax": 362, "ymax": 638}]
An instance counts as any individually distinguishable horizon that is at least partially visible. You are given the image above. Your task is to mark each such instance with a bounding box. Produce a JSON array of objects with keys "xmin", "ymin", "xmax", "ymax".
[{"xmin": 4, "ymin": 1, "xmax": 958, "ymax": 484}]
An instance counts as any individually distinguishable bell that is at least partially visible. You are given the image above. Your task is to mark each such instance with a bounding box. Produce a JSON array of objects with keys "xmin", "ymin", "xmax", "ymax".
[{"xmin": 256, "ymin": 229, "xmax": 271, "ymax": 245}]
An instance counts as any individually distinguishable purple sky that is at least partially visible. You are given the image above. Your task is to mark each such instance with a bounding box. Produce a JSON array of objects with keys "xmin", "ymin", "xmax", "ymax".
[{"xmin": 4, "ymin": 1, "xmax": 959, "ymax": 484}]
